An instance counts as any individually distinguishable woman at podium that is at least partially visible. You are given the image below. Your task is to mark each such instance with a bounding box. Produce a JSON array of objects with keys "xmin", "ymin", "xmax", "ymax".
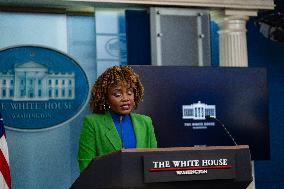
[{"xmin": 77, "ymin": 66, "xmax": 157, "ymax": 172}]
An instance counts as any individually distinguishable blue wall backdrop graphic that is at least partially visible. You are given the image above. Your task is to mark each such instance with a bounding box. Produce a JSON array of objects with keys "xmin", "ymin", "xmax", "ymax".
[{"xmin": 0, "ymin": 46, "xmax": 89, "ymax": 130}]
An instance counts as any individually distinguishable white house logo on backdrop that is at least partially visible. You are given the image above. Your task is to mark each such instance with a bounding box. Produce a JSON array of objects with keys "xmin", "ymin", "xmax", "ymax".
[
  {"xmin": 183, "ymin": 101, "xmax": 216, "ymax": 129},
  {"xmin": 183, "ymin": 101, "xmax": 216, "ymax": 120},
  {"xmin": 0, "ymin": 46, "xmax": 89, "ymax": 131},
  {"xmin": 105, "ymin": 37, "xmax": 127, "ymax": 59},
  {"xmin": 0, "ymin": 62, "xmax": 75, "ymax": 101}
]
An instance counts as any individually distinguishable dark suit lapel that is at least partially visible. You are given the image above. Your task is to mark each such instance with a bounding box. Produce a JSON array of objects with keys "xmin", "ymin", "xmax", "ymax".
[{"xmin": 104, "ymin": 112, "xmax": 122, "ymax": 150}]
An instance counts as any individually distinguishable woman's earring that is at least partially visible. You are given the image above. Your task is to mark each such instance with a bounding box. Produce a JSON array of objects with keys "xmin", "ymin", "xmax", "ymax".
[{"xmin": 104, "ymin": 104, "xmax": 110, "ymax": 110}]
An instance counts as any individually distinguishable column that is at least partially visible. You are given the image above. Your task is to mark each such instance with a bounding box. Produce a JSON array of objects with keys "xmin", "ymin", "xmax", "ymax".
[
  {"xmin": 212, "ymin": 10, "xmax": 257, "ymax": 67},
  {"xmin": 218, "ymin": 15, "xmax": 249, "ymax": 66}
]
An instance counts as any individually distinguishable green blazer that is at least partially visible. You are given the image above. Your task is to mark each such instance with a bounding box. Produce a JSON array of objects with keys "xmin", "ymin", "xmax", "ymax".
[{"xmin": 77, "ymin": 111, "xmax": 157, "ymax": 172}]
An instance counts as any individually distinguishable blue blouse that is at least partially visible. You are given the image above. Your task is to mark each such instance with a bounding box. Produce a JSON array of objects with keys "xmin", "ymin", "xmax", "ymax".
[{"xmin": 110, "ymin": 112, "xmax": 136, "ymax": 149}]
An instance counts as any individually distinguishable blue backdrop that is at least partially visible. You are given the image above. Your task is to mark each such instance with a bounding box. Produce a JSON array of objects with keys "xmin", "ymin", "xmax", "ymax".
[
  {"xmin": 247, "ymin": 19, "xmax": 284, "ymax": 189},
  {"xmin": 210, "ymin": 1, "xmax": 284, "ymax": 186}
]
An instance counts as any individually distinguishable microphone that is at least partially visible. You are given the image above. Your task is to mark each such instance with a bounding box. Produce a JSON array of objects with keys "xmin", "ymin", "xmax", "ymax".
[{"xmin": 205, "ymin": 115, "xmax": 238, "ymax": 146}]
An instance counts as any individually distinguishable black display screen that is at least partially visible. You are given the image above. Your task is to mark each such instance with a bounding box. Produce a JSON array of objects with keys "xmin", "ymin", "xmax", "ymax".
[{"xmin": 133, "ymin": 66, "xmax": 270, "ymax": 160}]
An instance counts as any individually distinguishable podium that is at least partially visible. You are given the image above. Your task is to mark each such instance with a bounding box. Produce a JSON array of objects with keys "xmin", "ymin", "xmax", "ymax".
[{"xmin": 71, "ymin": 145, "xmax": 252, "ymax": 189}]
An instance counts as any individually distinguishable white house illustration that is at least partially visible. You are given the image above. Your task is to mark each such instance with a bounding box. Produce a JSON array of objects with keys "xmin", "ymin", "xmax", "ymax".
[
  {"xmin": 182, "ymin": 101, "xmax": 216, "ymax": 120},
  {"xmin": 0, "ymin": 61, "xmax": 75, "ymax": 101}
]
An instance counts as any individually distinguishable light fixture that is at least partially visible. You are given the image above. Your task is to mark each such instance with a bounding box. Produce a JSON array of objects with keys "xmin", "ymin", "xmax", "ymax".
[{"xmin": 255, "ymin": 12, "xmax": 284, "ymax": 42}]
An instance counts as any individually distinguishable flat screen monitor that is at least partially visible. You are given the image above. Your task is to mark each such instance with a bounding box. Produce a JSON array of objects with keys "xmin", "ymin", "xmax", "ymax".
[{"xmin": 132, "ymin": 66, "xmax": 270, "ymax": 160}]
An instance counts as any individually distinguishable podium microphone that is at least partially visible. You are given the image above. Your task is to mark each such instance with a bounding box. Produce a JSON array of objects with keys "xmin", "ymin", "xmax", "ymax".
[{"xmin": 205, "ymin": 115, "xmax": 238, "ymax": 146}]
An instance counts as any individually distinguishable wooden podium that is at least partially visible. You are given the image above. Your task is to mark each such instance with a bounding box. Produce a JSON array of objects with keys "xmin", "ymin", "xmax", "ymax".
[{"xmin": 71, "ymin": 145, "xmax": 252, "ymax": 189}]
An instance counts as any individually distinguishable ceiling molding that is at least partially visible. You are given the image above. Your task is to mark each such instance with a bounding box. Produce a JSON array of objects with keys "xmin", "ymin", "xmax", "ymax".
[
  {"xmin": 0, "ymin": 0, "xmax": 275, "ymax": 13},
  {"xmin": 66, "ymin": 0, "xmax": 275, "ymax": 10}
]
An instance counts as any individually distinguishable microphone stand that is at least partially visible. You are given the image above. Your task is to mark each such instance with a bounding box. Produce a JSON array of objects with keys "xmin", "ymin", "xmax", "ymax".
[{"xmin": 205, "ymin": 116, "xmax": 238, "ymax": 146}]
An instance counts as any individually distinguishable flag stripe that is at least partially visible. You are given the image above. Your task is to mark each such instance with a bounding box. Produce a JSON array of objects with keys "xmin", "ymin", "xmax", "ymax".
[
  {"xmin": 0, "ymin": 148, "xmax": 11, "ymax": 189},
  {"xmin": 0, "ymin": 113, "xmax": 11, "ymax": 189},
  {"xmin": 0, "ymin": 136, "xmax": 9, "ymax": 163},
  {"xmin": 0, "ymin": 171, "xmax": 10, "ymax": 189}
]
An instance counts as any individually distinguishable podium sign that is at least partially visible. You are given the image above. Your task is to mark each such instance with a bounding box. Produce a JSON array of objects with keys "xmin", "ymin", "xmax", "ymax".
[
  {"xmin": 71, "ymin": 146, "xmax": 252, "ymax": 189},
  {"xmin": 143, "ymin": 150, "xmax": 235, "ymax": 183}
]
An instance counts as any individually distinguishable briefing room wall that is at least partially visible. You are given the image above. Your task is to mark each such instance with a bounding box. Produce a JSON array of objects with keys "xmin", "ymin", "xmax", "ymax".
[
  {"xmin": 246, "ymin": 17, "xmax": 284, "ymax": 188},
  {"xmin": 2, "ymin": 6, "xmax": 282, "ymax": 189},
  {"xmin": 0, "ymin": 12, "xmax": 97, "ymax": 189}
]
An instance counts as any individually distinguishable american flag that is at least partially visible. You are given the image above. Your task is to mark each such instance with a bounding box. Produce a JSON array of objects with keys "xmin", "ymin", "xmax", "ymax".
[{"xmin": 0, "ymin": 113, "xmax": 11, "ymax": 189}]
